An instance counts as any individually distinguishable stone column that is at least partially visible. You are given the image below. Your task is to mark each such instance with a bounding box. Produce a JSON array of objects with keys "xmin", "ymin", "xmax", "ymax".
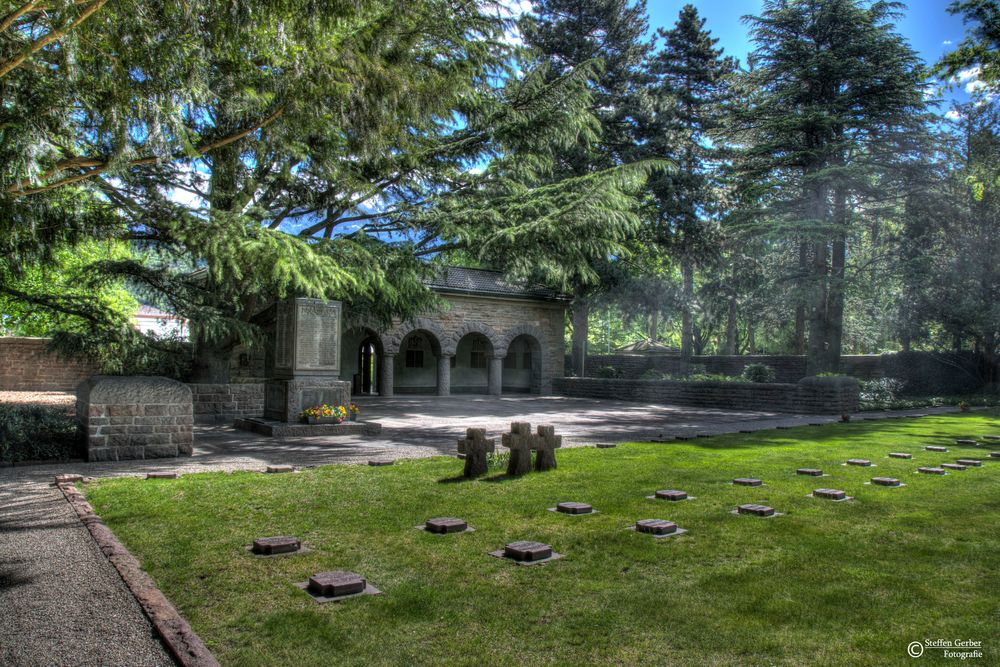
[
  {"xmin": 380, "ymin": 354, "xmax": 395, "ymax": 397},
  {"xmin": 437, "ymin": 354, "xmax": 452, "ymax": 396},
  {"xmin": 488, "ymin": 356, "xmax": 503, "ymax": 397}
]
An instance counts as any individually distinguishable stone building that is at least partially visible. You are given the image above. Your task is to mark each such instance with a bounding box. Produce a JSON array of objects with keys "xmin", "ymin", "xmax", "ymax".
[{"xmin": 339, "ymin": 267, "xmax": 569, "ymax": 397}]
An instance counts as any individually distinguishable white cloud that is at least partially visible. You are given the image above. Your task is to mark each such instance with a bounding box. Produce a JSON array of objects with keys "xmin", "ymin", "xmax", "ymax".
[
  {"xmin": 942, "ymin": 40, "xmax": 953, "ymax": 46},
  {"xmin": 956, "ymin": 66, "xmax": 981, "ymax": 83},
  {"xmin": 496, "ymin": 0, "xmax": 532, "ymax": 47},
  {"xmin": 945, "ymin": 109, "xmax": 962, "ymax": 121}
]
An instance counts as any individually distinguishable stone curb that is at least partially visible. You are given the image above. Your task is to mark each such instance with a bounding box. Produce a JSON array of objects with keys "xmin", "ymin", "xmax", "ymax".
[{"xmin": 57, "ymin": 483, "xmax": 220, "ymax": 667}]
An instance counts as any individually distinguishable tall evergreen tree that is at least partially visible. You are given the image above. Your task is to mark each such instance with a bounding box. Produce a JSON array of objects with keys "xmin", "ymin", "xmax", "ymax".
[
  {"xmin": 519, "ymin": 0, "xmax": 652, "ymax": 377},
  {"xmin": 642, "ymin": 4, "xmax": 734, "ymax": 363},
  {"xmin": 734, "ymin": 0, "xmax": 927, "ymax": 374}
]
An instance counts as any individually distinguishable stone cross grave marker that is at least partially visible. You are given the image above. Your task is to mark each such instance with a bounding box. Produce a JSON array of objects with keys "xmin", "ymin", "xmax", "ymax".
[
  {"xmin": 458, "ymin": 428, "xmax": 495, "ymax": 478},
  {"xmin": 503, "ymin": 422, "xmax": 535, "ymax": 476},
  {"xmin": 533, "ymin": 424, "xmax": 561, "ymax": 472}
]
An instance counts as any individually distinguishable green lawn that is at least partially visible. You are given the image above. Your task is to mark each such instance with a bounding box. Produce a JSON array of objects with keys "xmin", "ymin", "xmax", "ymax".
[{"xmin": 86, "ymin": 413, "xmax": 1000, "ymax": 667}]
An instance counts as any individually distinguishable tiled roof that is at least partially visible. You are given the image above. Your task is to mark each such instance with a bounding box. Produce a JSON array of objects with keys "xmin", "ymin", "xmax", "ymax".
[{"xmin": 423, "ymin": 267, "xmax": 567, "ymax": 301}]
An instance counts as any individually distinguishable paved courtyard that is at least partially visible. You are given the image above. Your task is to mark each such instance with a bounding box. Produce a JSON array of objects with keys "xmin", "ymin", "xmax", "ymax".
[{"xmin": 0, "ymin": 394, "xmax": 952, "ymax": 666}]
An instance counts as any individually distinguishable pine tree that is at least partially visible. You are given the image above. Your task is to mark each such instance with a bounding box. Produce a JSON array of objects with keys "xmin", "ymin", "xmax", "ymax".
[
  {"xmin": 642, "ymin": 4, "xmax": 734, "ymax": 363},
  {"xmin": 519, "ymin": 0, "xmax": 652, "ymax": 377},
  {"xmin": 734, "ymin": 0, "xmax": 927, "ymax": 374}
]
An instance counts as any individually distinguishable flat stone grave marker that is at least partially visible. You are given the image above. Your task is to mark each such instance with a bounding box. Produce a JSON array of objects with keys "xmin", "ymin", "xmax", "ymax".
[
  {"xmin": 982, "ymin": 435, "xmax": 1000, "ymax": 441},
  {"xmin": 736, "ymin": 504, "xmax": 776, "ymax": 517},
  {"xmin": 368, "ymin": 459, "xmax": 394, "ymax": 467},
  {"xmin": 423, "ymin": 517, "xmax": 470, "ymax": 534},
  {"xmin": 146, "ymin": 472, "xmax": 178, "ymax": 480},
  {"xmin": 490, "ymin": 541, "xmax": 563, "ymax": 565},
  {"xmin": 266, "ymin": 465, "xmax": 295, "ymax": 474},
  {"xmin": 888, "ymin": 452, "xmax": 912, "ymax": 459},
  {"xmin": 251, "ymin": 536, "xmax": 301, "ymax": 555},
  {"xmin": 941, "ymin": 463, "xmax": 966, "ymax": 471},
  {"xmin": 653, "ymin": 490, "xmax": 689, "ymax": 501},
  {"xmin": 812, "ymin": 488, "xmax": 850, "ymax": 501},
  {"xmin": 634, "ymin": 519, "xmax": 680, "ymax": 536},
  {"xmin": 925, "ymin": 446, "xmax": 948, "ymax": 452},
  {"xmin": 991, "ymin": 452, "xmax": 1000, "ymax": 459},
  {"xmin": 871, "ymin": 477, "xmax": 903, "ymax": 487},
  {"xmin": 956, "ymin": 458, "xmax": 982, "ymax": 467},
  {"xmin": 596, "ymin": 443, "xmax": 617, "ymax": 449},
  {"xmin": 733, "ymin": 478, "xmax": 763, "ymax": 487},
  {"xmin": 533, "ymin": 425, "xmax": 561, "ymax": 472},
  {"xmin": 797, "ymin": 468, "xmax": 823, "ymax": 476},
  {"xmin": 846, "ymin": 459, "xmax": 873, "ymax": 467},
  {"xmin": 503, "ymin": 423, "xmax": 535, "ymax": 476},
  {"xmin": 54, "ymin": 474, "xmax": 83, "ymax": 485},
  {"xmin": 298, "ymin": 570, "xmax": 381, "ymax": 602},
  {"xmin": 955, "ymin": 439, "xmax": 978, "ymax": 446},
  {"xmin": 554, "ymin": 502, "xmax": 593, "ymax": 515},
  {"xmin": 918, "ymin": 466, "xmax": 947, "ymax": 475}
]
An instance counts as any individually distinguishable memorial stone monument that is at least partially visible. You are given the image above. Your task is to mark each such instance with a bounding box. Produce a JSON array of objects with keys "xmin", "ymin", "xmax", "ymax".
[{"xmin": 264, "ymin": 298, "xmax": 351, "ymax": 422}]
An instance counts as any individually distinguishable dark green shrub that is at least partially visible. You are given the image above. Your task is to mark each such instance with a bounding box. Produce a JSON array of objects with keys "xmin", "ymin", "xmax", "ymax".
[
  {"xmin": 741, "ymin": 363, "xmax": 776, "ymax": 383},
  {"xmin": 594, "ymin": 365, "xmax": 623, "ymax": 379},
  {"xmin": 0, "ymin": 405, "xmax": 83, "ymax": 464}
]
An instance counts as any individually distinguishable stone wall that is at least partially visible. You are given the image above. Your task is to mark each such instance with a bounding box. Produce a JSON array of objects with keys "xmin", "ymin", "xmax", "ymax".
[
  {"xmin": 0, "ymin": 337, "xmax": 100, "ymax": 391},
  {"xmin": 189, "ymin": 383, "xmax": 265, "ymax": 424},
  {"xmin": 553, "ymin": 376, "xmax": 859, "ymax": 415},
  {"xmin": 78, "ymin": 376, "xmax": 193, "ymax": 461},
  {"xmin": 577, "ymin": 351, "xmax": 990, "ymax": 394}
]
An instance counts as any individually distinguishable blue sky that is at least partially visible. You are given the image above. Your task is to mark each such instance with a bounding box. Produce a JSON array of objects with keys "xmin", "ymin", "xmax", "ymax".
[{"xmin": 645, "ymin": 0, "xmax": 975, "ymax": 113}]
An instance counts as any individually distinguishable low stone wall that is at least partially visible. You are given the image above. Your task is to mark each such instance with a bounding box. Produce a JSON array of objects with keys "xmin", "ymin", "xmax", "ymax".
[
  {"xmin": 552, "ymin": 376, "xmax": 859, "ymax": 415},
  {"xmin": 576, "ymin": 351, "xmax": 991, "ymax": 394},
  {"xmin": 189, "ymin": 383, "xmax": 264, "ymax": 424},
  {"xmin": 0, "ymin": 337, "xmax": 100, "ymax": 391},
  {"xmin": 78, "ymin": 376, "xmax": 193, "ymax": 462}
]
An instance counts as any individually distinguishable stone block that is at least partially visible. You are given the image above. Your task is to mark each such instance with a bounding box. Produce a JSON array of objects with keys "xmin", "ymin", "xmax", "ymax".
[
  {"xmin": 503, "ymin": 541, "xmax": 552, "ymax": 562},
  {"xmin": 733, "ymin": 478, "xmax": 763, "ymax": 487},
  {"xmin": 889, "ymin": 452, "xmax": 912, "ymax": 459},
  {"xmin": 737, "ymin": 504, "xmax": 775, "ymax": 517},
  {"xmin": 925, "ymin": 446, "xmax": 948, "ymax": 452},
  {"xmin": 54, "ymin": 474, "xmax": 83, "ymax": 485},
  {"xmin": 956, "ymin": 458, "xmax": 982, "ymax": 466},
  {"xmin": 147, "ymin": 472, "xmax": 178, "ymax": 479},
  {"xmin": 941, "ymin": 463, "xmax": 966, "ymax": 471},
  {"xmin": 955, "ymin": 439, "xmax": 978, "ymax": 446},
  {"xmin": 266, "ymin": 465, "xmax": 294, "ymax": 473},
  {"xmin": 425, "ymin": 517, "xmax": 468, "ymax": 534},
  {"xmin": 635, "ymin": 519, "xmax": 677, "ymax": 535},
  {"xmin": 813, "ymin": 488, "xmax": 847, "ymax": 500},
  {"xmin": 252, "ymin": 536, "xmax": 301, "ymax": 555},
  {"xmin": 847, "ymin": 459, "xmax": 872, "ymax": 467},
  {"xmin": 918, "ymin": 467, "xmax": 947, "ymax": 475},
  {"xmin": 307, "ymin": 571, "xmax": 365, "ymax": 597},
  {"xmin": 797, "ymin": 468, "xmax": 823, "ymax": 476},
  {"xmin": 556, "ymin": 502, "xmax": 592, "ymax": 515},
  {"xmin": 872, "ymin": 477, "xmax": 902, "ymax": 487},
  {"xmin": 654, "ymin": 490, "xmax": 688, "ymax": 501}
]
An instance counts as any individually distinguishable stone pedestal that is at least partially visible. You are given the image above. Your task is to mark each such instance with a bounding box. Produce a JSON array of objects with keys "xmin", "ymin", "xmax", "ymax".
[
  {"xmin": 380, "ymin": 353, "xmax": 395, "ymax": 397},
  {"xmin": 264, "ymin": 378, "xmax": 351, "ymax": 422},
  {"xmin": 437, "ymin": 355, "xmax": 452, "ymax": 396},
  {"xmin": 488, "ymin": 357, "xmax": 503, "ymax": 396},
  {"xmin": 263, "ymin": 297, "xmax": 347, "ymax": 422}
]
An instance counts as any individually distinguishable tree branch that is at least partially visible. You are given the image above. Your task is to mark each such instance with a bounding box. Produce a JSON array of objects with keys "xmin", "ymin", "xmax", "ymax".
[
  {"xmin": 8, "ymin": 106, "xmax": 286, "ymax": 196},
  {"xmin": 0, "ymin": 0, "xmax": 108, "ymax": 79}
]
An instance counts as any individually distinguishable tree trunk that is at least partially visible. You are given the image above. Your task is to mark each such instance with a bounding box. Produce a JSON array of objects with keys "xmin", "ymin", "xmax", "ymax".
[
  {"xmin": 571, "ymin": 289, "xmax": 589, "ymax": 377},
  {"xmin": 724, "ymin": 294, "xmax": 737, "ymax": 355},
  {"xmin": 827, "ymin": 187, "xmax": 847, "ymax": 372},
  {"xmin": 681, "ymin": 256, "xmax": 694, "ymax": 362},
  {"xmin": 793, "ymin": 242, "xmax": 807, "ymax": 355}
]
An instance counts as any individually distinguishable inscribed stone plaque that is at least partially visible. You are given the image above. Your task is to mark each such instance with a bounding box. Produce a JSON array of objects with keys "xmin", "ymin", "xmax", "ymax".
[
  {"xmin": 274, "ymin": 300, "xmax": 294, "ymax": 371},
  {"xmin": 294, "ymin": 299, "xmax": 341, "ymax": 374}
]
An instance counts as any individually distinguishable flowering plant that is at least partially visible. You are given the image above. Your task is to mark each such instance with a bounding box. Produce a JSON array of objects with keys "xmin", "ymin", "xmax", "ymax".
[
  {"xmin": 348, "ymin": 403, "xmax": 361, "ymax": 415},
  {"xmin": 300, "ymin": 404, "xmax": 347, "ymax": 421}
]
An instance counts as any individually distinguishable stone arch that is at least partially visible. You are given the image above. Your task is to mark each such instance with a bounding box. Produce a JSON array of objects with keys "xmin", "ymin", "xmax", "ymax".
[
  {"xmin": 498, "ymin": 323, "xmax": 548, "ymax": 358},
  {"xmin": 446, "ymin": 321, "xmax": 502, "ymax": 358},
  {"xmin": 383, "ymin": 317, "xmax": 448, "ymax": 356}
]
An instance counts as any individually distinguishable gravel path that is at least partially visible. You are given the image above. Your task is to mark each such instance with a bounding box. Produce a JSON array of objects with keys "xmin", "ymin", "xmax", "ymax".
[{"xmin": 0, "ymin": 482, "xmax": 173, "ymax": 667}]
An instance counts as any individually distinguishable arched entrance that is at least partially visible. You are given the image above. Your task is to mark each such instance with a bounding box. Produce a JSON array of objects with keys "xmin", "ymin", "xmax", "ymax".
[
  {"xmin": 395, "ymin": 329, "xmax": 443, "ymax": 394},
  {"xmin": 502, "ymin": 334, "xmax": 542, "ymax": 394},
  {"xmin": 341, "ymin": 327, "xmax": 384, "ymax": 395},
  {"xmin": 451, "ymin": 332, "xmax": 494, "ymax": 394}
]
